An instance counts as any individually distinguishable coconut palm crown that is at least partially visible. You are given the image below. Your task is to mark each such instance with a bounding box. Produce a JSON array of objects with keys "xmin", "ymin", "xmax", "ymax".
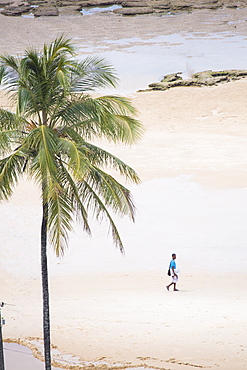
[
  {"xmin": 0, "ymin": 36, "xmax": 143, "ymax": 370},
  {"xmin": 0, "ymin": 36, "xmax": 143, "ymax": 253}
]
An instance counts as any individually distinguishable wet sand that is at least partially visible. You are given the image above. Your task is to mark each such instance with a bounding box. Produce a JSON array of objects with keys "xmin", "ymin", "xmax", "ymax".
[
  {"xmin": 4, "ymin": 343, "xmax": 64, "ymax": 370},
  {"xmin": 1, "ymin": 7, "xmax": 247, "ymax": 370},
  {"xmin": 1, "ymin": 8, "xmax": 247, "ymax": 94}
]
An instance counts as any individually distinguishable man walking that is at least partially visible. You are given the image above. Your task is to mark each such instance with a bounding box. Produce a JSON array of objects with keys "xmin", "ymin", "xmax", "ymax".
[{"xmin": 166, "ymin": 253, "xmax": 179, "ymax": 291}]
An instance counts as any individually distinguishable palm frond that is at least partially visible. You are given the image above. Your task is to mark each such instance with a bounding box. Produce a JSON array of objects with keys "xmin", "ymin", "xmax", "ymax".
[
  {"xmin": 52, "ymin": 95, "xmax": 96, "ymax": 133},
  {"xmin": 79, "ymin": 142, "xmax": 141, "ymax": 184},
  {"xmin": 0, "ymin": 128, "xmax": 20, "ymax": 155},
  {"xmin": 70, "ymin": 55, "xmax": 119, "ymax": 92},
  {"xmin": 93, "ymin": 95, "xmax": 144, "ymax": 144},
  {"xmin": 96, "ymin": 95, "xmax": 138, "ymax": 115},
  {"xmin": 16, "ymin": 87, "xmax": 40, "ymax": 118},
  {"xmin": 58, "ymin": 137, "xmax": 82, "ymax": 175},
  {"xmin": 0, "ymin": 55, "xmax": 20, "ymax": 91},
  {"xmin": 21, "ymin": 50, "xmax": 40, "ymax": 77},
  {"xmin": 80, "ymin": 165, "xmax": 136, "ymax": 221},
  {"xmin": 0, "ymin": 65, "xmax": 5, "ymax": 84},
  {"xmin": 24, "ymin": 125, "xmax": 61, "ymax": 197},
  {"xmin": 0, "ymin": 150, "xmax": 26, "ymax": 200},
  {"xmin": 80, "ymin": 179, "xmax": 126, "ymax": 252},
  {"xmin": 47, "ymin": 189, "xmax": 73, "ymax": 256},
  {"xmin": 0, "ymin": 108, "xmax": 21, "ymax": 130},
  {"xmin": 1, "ymin": 54, "xmax": 19, "ymax": 71},
  {"xmin": 56, "ymin": 94, "xmax": 143, "ymax": 144},
  {"xmin": 58, "ymin": 158, "xmax": 91, "ymax": 234},
  {"xmin": 45, "ymin": 35, "xmax": 75, "ymax": 63}
]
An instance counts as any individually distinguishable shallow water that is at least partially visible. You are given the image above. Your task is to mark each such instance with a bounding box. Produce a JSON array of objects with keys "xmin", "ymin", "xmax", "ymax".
[
  {"xmin": 3, "ymin": 342, "xmax": 155, "ymax": 369},
  {"xmin": 77, "ymin": 30, "xmax": 247, "ymax": 94},
  {"xmin": 4, "ymin": 343, "xmax": 64, "ymax": 370}
]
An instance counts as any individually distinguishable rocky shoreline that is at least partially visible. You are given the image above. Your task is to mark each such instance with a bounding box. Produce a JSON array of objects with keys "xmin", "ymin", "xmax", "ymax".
[
  {"xmin": 138, "ymin": 70, "xmax": 247, "ymax": 91},
  {"xmin": 1, "ymin": 0, "xmax": 247, "ymax": 17}
]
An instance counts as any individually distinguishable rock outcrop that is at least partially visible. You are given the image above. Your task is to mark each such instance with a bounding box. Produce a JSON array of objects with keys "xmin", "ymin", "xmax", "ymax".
[
  {"xmin": 59, "ymin": 4, "xmax": 82, "ymax": 14},
  {"xmin": 113, "ymin": 6, "xmax": 154, "ymax": 14},
  {"xmin": 1, "ymin": 0, "xmax": 247, "ymax": 17},
  {"xmin": 139, "ymin": 70, "xmax": 247, "ymax": 91},
  {"xmin": 32, "ymin": 5, "xmax": 59, "ymax": 15},
  {"xmin": 1, "ymin": 3, "xmax": 31, "ymax": 15},
  {"xmin": 78, "ymin": 0, "xmax": 122, "ymax": 6},
  {"xmin": 0, "ymin": 0, "xmax": 14, "ymax": 5}
]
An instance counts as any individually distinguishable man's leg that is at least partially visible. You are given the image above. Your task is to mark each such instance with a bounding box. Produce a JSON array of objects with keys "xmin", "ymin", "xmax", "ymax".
[{"xmin": 166, "ymin": 282, "xmax": 174, "ymax": 291}]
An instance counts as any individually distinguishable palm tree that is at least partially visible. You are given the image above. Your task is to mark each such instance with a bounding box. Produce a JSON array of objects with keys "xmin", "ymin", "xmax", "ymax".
[{"xmin": 0, "ymin": 36, "xmax": 143, "ymax": 370}]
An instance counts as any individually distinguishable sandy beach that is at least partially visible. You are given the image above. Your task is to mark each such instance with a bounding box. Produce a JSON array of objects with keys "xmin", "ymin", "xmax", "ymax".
[{"xmin": 1, "ymin": 7, "xmax": 247, "ymax": 370}]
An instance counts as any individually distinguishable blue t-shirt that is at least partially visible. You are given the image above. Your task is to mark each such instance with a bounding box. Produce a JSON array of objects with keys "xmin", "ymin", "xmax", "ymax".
[{"xmin": 170, "ymin": 260, "xmax": 176, "ymax": 269}]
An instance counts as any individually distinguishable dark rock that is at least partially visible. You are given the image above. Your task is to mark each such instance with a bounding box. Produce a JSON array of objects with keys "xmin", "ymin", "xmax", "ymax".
[
  {"xmin": 0, "ymin": 0, "xmax": 14, "ymax": 5},
  {"xmin": 113, "ymin": 6, "xmax": 154, "ymax": 14},
  {"xmin": 225, "ymin": 3, "xmax": 238, "ymax": 7},
  {"xmin": 27, "ymin": 0, "xmax": 54, "ymax": 4},
  {"xmin": 124, "ymin": 0, "xmax": 170, "ymax": 12},
  {"xmin": 143, "ymin": 69, "xmax": 247, "ymax": 92},
  {"xmin": 150, "ymin": 1, "xmax": 171, "ymax": 9},
  {"xmin": 59, "ymin": 5, "xmax": 82, "ymax": 13},
  {"xmin": 223, "ymin": 0, "xmax": 240, "ymax": 7},
  {"xmin": 57, "ymin": 1, "xmax": 81, "ymax": 6},
  {"xmin": 196, "ymin": 69, "xmax": 247, "ymax": 79},
  {"xmin": 170, "ymin": 1, "xmax": 193, "ymax": 10},
  {"xmin": 161, "ymin": 72, "xmax": 183, "ymax": 82},
  {"xmin": 148, "ymin": 82, "xmax": 169, "ymax": 90},
  {"xmin": 122, "ymin": 1, "xmax": 149, "ymax": 7},
  {"xmin": 192, "ymin": 2, "xmax": 222, "ymax": 9},
  {"xmin": 199, "ymin": 0, "xmax": 219, "ymax": 3},
  {"xmin": 33, "ymin": 5, "xmax": 59, "ymax": 16},
  {"xmin": 79, "ymin": 0, "xmax": 121, "ymax": 6},
  {"xmin": 148, "ymin": 79, "xmax": 191, "ymax": 90},
  {"xmin": 1, "ymin": 3, "xmax": 31, "ymax": 15}
]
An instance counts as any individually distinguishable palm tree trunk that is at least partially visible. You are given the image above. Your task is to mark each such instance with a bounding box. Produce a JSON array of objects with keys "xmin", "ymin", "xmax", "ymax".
[{"xmin": 41, "ymin": 198, "xmax": 52, "ymax": 370}]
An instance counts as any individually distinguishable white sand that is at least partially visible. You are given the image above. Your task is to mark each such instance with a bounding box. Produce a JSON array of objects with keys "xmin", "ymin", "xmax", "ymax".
[{"xmin": 1, "ymin": 8, "xmax": 247, "ymax": 370}]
